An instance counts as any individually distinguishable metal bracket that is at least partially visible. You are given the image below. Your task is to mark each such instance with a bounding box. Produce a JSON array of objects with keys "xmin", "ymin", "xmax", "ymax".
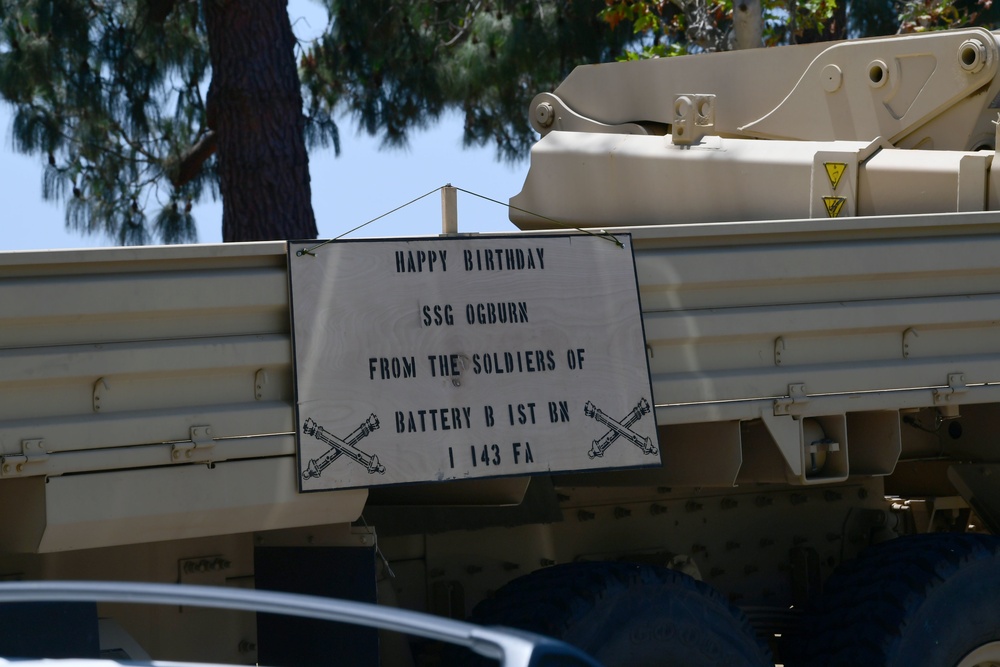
[
  {"xmin": 774, "ymin": 337, "xmax": 786, "ymax": 366},
  {"xmin": 1, "ymin": 439, "xmax": 49, "ymax": 477},
  {"xmin": 254, "ymin": 369, "xmax": 268, "ymax": 401},
  {"xmin": 774, "ymin": 383, "xmax": 809, "ymax": 416},
  {"xmin": 93, "ymin": 377, "xmax": 110, "ymax": 413},
  {"xmin": 949, "ymin": 464, "xmax": 1000, "ymax": 535},
  {"xmin": 672, "ymin": 94, "xmax": 716, "ymax": 145},
  {"xmin": 902, "ymin": 328, "xmax": 919, "ymax": 359},
  {"xmin": 933, "ymin": 373, "xmax": 967, "ymax": 404},
  {"xmin": 529, "ymin": 92, "xmax": 648, "ymax": 137},
  {"xmin": 171, "ymin": 426, "xmax": 215, "ymax": 463}
]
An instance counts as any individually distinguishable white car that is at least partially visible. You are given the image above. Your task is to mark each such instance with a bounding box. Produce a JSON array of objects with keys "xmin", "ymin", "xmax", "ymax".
[{"xmin": 0, "ymin": 580, "xmax": 603, "ymax": 667}]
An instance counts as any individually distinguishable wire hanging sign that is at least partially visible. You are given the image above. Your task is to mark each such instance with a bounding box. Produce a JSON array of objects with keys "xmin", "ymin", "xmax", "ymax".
[{"xmin": 294, "ymin": 184, "xmax": 623, "ymax": 258}]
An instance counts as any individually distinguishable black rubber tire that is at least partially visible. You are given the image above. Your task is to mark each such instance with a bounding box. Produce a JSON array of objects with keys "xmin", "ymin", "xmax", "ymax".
[
  {"xmin": 467, "ymin": 561, "xmax": 772, "ymax": 667},
  {"xmin": 785, "ymin": 533, "xmax": 1000, "ymax": 667}
]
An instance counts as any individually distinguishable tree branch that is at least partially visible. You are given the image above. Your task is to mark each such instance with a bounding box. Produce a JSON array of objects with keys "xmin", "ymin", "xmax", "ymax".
[
  {"xmin": 144, "ymin": 0, "xmax": 178, "ymax": 26},
  {"xmin": 170, "ymin": 130, "xmax": 217, "ymax": 188}
]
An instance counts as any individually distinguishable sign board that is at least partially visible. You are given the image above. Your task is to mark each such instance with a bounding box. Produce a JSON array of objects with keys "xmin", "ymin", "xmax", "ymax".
[{"xmin": 288, "ymin": 234, "xmax": 658, "ymax": 491}]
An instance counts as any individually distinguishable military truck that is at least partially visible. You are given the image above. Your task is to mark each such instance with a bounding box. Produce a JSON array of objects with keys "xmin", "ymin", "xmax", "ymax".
[{"xmin": 3, "ymin": 27, "xmax": 1000, "ymax": 667}]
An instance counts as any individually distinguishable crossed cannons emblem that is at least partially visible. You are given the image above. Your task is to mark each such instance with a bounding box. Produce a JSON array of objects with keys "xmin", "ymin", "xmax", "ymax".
[
  {"xmin": 584, "ymin": 398, "xmax": 657, "ymax": 459},
  {"xmin": 301, "ymin": 415, "xmax": 385, "ymax": 480}
]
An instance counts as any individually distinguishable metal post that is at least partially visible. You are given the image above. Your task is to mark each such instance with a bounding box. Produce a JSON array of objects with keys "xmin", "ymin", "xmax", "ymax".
[{"xmin": 441, "ymin": 184, "xmax": 458, "ymax": 235}]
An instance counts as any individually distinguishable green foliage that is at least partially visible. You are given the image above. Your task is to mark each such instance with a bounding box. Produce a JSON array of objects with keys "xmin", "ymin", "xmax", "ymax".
[
  {"xmin": 301, "ymin": 1, "xmax": 633, "ymax": 164},
  {"xmin": 8, "ymin": 0, "xmax": 996, "ymax": 247},
  {"xmin": 847, "ymin": 0, "xmax": 898, "ymax": 35},
  {"xmin": 599, "ymin": 0, "xmax": 997, "ymax": 57},
  {"xmin": 0, "ymin": 0, "xmax": 211, "ymax": 244},
  {"xmin": 600, "ymin": 0, "xmax": 842, "ymax": 55},
  {"xmin": 896, "ymin": 0, "xmax": 992, "ymax": 32}
]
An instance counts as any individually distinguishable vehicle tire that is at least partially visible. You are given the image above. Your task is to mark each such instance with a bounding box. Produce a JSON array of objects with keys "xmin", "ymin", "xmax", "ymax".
[
  {"xmin": 785, "ymin": 533, "xmax": 1000, "ymax": 667},
  {"xmin": 468, "ymin": 561, "xmax": 772, "ymax": 667}
]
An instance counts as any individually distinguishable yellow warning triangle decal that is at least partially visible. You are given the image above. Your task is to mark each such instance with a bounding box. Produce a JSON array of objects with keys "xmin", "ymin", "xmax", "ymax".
[
  {"xmin": 823, "ymin": 196, "xmax": 847, "ymax": 218},
  {"xmin": 824, "ymin": 163, "xmax": 847, "ymax": 190}
]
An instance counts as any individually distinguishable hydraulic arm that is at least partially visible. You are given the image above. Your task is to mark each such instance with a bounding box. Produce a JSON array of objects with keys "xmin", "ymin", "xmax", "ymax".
[{"xmin": 511, "ymin": 29, "xmax": 1000, "ymax": 229}]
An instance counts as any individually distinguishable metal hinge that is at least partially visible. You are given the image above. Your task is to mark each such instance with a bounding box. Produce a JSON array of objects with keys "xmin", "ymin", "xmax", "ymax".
[
  {"xmin": 774, "ymin": 383, "xmax": 809, "ymax": 416},
  {"xmin": 171, "ymin": 426, "xmax": 215, "ymax": 463},
  {"xmin": 933, "ymin": 373, "xmax": 968, "ymax": 404},
  {"xmin": 1, "ymin": 439, "xmax": 49, "ymax": 477}
]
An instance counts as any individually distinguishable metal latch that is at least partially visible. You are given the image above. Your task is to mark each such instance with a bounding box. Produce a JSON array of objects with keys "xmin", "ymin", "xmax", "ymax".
[
  {"xmin": 1, "ymin": 439, "xmax": 49, "ymax": 477},
  {"xmin": 774, "ymin": 383, "xmax": 809, "ymax": 416},
  {"xmin": 171, "ymin": 426, "xmax": 215, "ymax": 463}
]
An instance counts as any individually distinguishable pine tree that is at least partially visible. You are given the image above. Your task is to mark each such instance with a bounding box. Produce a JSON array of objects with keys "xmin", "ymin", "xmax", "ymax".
[
  {"xmin": 6, "ymin": 0, "xmax": 950, "ymax": 247},
  {"xmin": 302, "ymin": 0, "xmax": 633, "ymax": 164},
  {"xmin": 0, "ymin": 0, "xmax": 321, "ymax": 243}
]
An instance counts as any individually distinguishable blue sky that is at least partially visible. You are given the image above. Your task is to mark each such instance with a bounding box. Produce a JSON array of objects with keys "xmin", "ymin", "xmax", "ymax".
[{"xmin": 0, "ymin": 2, "xmax": 530, "ymax": 251}]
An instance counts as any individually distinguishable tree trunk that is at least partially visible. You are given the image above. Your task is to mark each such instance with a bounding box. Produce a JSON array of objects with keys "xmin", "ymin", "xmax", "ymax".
[
  {"xmin": 732, "ymin": 0, "xmax": 763, "ymax": 50},
  {"xmin": 203, "ymin": 0, "xmax": 317, "ymax": 242}
]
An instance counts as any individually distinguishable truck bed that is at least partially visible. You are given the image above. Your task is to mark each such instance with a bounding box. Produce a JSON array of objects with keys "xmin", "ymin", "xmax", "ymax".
[{"xmin": 2, "ymin": 210, "xmax": 999, "ymax": 552}]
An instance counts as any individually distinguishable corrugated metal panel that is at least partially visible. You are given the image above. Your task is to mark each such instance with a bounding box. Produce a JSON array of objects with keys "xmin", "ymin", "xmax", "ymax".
[
  {"xmin": 625, "ymin": 213, "xmax": 1000, "ymax": 414},
  {"xmin": 8, "ymin": 218, "xmax": 996, "ymax": 471},
  {"xmin": 0, "ymin": 243, "xmax": 293, "ymax": 468},
  {"xmin": 4, "ymin": 213, "xmax": 1000, "ymax": 546},
  {"xmin": 0, "ymin": 242, "xmax": 367, "ymax": 552}
]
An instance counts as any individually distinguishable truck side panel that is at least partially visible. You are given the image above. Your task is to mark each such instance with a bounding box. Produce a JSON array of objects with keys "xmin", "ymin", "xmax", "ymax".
[{"xmin": 0, "ymin": 242, "xmax": 365, "ymax": 552}]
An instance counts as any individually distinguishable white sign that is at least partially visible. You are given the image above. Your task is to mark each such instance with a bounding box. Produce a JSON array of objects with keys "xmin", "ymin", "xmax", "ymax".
[{"xmin": 289, "ymin": 234, "xmax": 658, "ymax": 491}]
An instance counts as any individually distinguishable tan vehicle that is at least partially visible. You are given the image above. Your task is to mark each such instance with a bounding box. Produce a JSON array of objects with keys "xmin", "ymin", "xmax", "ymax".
[{"xmin": 3, "ymin": 28, "xmax": 1000, "ymax": 667}]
